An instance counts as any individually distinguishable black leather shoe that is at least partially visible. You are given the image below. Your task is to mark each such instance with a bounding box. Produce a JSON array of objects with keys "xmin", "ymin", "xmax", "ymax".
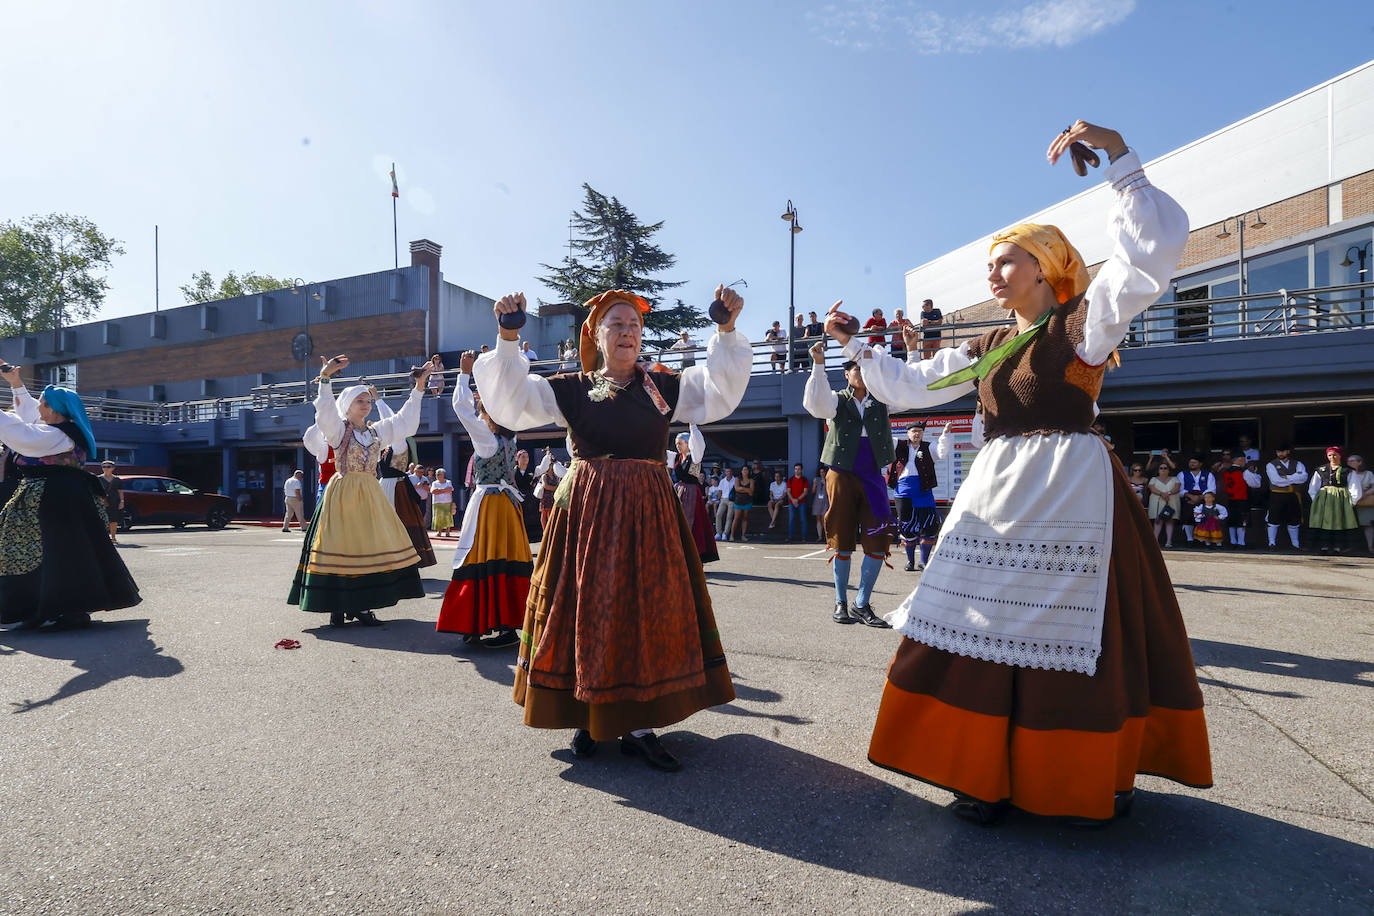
[
  {"xmin": 351, "ymin": 611, "xmax": 383, "ymax": 627},
  {"xmin": 54, "ymin": 612, "xmax": 92, "ymax": 630},
  {"xmin": 570, "ymin": 729, "xmax": 597, "ymax": 758},
  {"xmin": 481, "ymin": 629, "xmax": 519, "ymax": 648},
  {"xmin": 620, "ymin": 732, "xmax": 682, "ymax": 772},
  {"xmin": 850, "ymin": 604, "xmax": 892, "ymax": 628},
  {"xmin": 833, "ymin": 601, "xmax": 856, "ymax": 624},
  {"xmin": 951, "ymin": 794, "xmax": 1009, "ymax": 826},
  {"xmin": 903, "ymin": 561, "xmax": 916, "ymax": 571},
  {"xmin": 329, "ymin": 612, "xmax": 346, "ymax": 627}
]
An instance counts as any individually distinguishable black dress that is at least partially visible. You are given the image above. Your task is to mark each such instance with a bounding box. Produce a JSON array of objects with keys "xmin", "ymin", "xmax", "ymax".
[{"xmin": 514, "ymin": 466, "xmax": 541, "ymax": 540}]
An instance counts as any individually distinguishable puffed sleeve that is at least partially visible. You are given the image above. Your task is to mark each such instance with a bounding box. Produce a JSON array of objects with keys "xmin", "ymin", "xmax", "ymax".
[
  {"xmin": 372, "ymin": 387, "xmax": 423, "ymax": 449},
  {"xmin": 473, "ymin": 337, "xmax": 568, "ymax": 431},
  {"xmin": 672, "ymin": 329, "xmax": 752, "ymax": 424},
  {"xmin": 1078, "ymin": 150, "xmax": 1191, "ymax": 366},
  {"xmin": 450, "ymin": 373, "xmax": 498, "ymax": 459},
  {"xmin": 11, "ymin": 386, "xmax": 41, "ymax": 424},
  {"xmin": 802, "ymin": 360, "xmax": 839, "ymax": 419},
  {"xmin": 313, "ymin": 380, "xmax": 345, "ymax": 449},
  {"xmin": 844, "ymin": 337, "xmax": 977, "ymax": 410}
]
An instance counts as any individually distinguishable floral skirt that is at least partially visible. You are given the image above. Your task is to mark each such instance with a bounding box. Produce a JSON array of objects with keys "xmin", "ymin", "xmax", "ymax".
[
  {"xmin": 676, "ymin": 481, "xmax": 719, "ymax": 564},
  {"xmin": 513, "ymin": 458, "xmax": 734, "ymax": 740}
]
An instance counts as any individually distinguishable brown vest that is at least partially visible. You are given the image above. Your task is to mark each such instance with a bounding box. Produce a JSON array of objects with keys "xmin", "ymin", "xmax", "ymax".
[{"xmin": 965, "ymin": 294, "xmax": 1105, "ymax": 440}]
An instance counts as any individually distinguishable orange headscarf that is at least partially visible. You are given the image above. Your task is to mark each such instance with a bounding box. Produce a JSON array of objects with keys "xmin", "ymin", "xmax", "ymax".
[
  {"xmin": 990, "ymin": 223, "xmax": 1090, "ymax": 305},
  {"xmin": 579, "ymin": 289, "xmax": 651, "ymax": 373}
]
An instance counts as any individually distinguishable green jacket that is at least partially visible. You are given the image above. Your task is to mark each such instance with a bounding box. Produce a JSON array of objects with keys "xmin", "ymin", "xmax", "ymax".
[{"xmin": 820, "ymin": 389, "xmax": 894, "ymax": 472}]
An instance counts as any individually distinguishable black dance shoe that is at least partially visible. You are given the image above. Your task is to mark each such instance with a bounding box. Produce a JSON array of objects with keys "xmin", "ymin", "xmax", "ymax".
[
  {"xmin": 329, "ymin": 612, "xmax": 346, "ymax": 627},
  {"xmin": 570, "ymin": 729, "xmax": 597, "ymax": 758},
  {"xmin": 620, "ymin": 732, "xmax": 682, "ymax": 772},
  {"xmin": 481, "ymin": 629, "xmax": 519, "ymax": 649},
  {"xmin": 54, "ymin": 612, "xmax": 92, "ymax": 630},
  {"xmin": 351, "ymin": 611, "xmax": 383, "ymax": 627},
  {"xmin": 833, "ymin": 601, "xmax": 855, "ymax": 624},
  {"xmin": 903, "ymin": 561, "xmax": 916, "ymax": 572},
  {"xmin": 950, "ymin": 793, "xmax": 1009, "ymax": 826},
  {"xmin": 850, "ymin": 605, "xmax": 892, "ymax": 628}
]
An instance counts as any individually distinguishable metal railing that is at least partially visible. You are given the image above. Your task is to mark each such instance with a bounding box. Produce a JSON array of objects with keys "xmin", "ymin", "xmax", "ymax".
[{"xmin": 17, "ymin": 281, "xmax": 1372, "ymax": 423}]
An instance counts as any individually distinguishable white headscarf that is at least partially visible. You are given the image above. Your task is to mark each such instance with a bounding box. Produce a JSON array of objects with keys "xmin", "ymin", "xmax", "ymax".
[{"xmin": 333, "ymin": 385, "xmax": 374, "ymax": 445}]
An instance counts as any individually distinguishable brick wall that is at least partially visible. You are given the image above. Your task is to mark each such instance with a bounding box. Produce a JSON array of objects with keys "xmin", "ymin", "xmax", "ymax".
[{"xmin": 1344, "ymin": 172, "xmax": 1374, "ymax": 221}]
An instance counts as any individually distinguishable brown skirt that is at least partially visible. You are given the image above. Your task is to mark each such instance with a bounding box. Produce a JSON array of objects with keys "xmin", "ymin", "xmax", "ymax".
[
  {"xmin": 513, "ymin": 457, "xmax": 734, "ymax": 740},
  {"xmin": 392, "ymin": 475, "xmax": 436, "ymax": 568},
  {"xmin": 868, "ymin": 452, "xmax": 1212, "ymax": 819}
]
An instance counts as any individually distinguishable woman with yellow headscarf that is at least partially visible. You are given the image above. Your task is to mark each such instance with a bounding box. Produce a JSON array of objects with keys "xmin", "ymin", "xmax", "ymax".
[
  {"xmin": 473, "ymin": 285, "xmax": 751, "ymax": 772},
  {"xmin": 828, "ymin": 121, "xmax": 1211, "ymax": 826}
]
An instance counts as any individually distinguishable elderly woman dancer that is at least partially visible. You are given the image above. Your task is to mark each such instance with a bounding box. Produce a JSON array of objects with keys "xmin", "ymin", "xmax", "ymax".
[
  {"xmin": 288, "ymin": 355, "xmax": 433, "ymax": 626},
  {"xmin": 845, "ymin": 122, "xmax": 1211, "ymax": 826},
  {"xmin": 0, "ymin": 366, "xmax": 140, "ymax": 629},
  {"xmin": 436, "ymin": 352, "xmax": 533, "ymax": 648},
  {"xmin": 475, "ymin": 286, "xmax": 749, "ymax": 772},
  {"xmin": 669, "ymin": 425, "xmax": 719, "ymax": 564}
]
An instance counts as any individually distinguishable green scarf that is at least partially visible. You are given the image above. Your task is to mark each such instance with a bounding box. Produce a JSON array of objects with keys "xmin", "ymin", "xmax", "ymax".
[{"xmin": 928, "ymin": 307, "xmax": 1052, "ymax": 391}]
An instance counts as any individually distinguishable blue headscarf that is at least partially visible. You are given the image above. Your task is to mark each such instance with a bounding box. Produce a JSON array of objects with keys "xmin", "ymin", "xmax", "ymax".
[{"xmin": 40, "ymin": 386, "xmax": 97, "ymax": 459}]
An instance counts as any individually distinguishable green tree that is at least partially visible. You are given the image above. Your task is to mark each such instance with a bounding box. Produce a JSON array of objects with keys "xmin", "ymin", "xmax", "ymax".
[
  {"xmin": 180, "ymin": 270, "xmax": 292, "ymax": 303},
  {"xmin": 0, "ymin": 214, "xmax": 124, "ymax": 336},
  {"xmin": 538, "ymin": 184, "xmax": 709, "ymax": 346}
]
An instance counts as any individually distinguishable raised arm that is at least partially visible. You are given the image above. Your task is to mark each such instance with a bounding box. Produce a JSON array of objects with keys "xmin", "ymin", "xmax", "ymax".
[
  {"xmin": 450, "ymin": 372, "xmax": 498, "ymax": 459},
  {"xmin": 10, "ymin": 383, "xmax": 41, "ymax": 424},
  {"xmin": 933, "ymin": 422, "xmax": 953, "ymax": 460},
  {"xmin": 0, "ymin": 404, "xmax": 77, "ymax": 457},
  {"xmin": 373, "ymin": 387, "xmax": 423, "ymax": 449},
  {"xmin": 472, "ymin": 338, "xmax": 568, "ymax": 431},
  {"xmin": 845, "ymin": 338, "xmax": 976, "ymax": 410},
  {"xmin": 1077, "ymin": 149, "xmax": 1190, "ymax": 365},
  {"xmin": 802, "ymin": 352, "xmax": 839, "ymax": 419},
  {"xmin": 672, "ymin": 329, "xmax": 752, "ymax": 424}
]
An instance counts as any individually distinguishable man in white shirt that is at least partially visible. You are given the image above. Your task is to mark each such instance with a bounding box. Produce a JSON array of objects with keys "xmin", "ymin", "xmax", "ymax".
[
  {"xmin": 1238, "ymin": 435, "xmax": 1260, "ymax": 463},
  {"xmin": 714, "ymin": 467, "xmax": 736, "ymax": 539},
  {"xmin": 519, "ymin": 341, "xmax": 537, "ymax": 362},
  {"xmin": 1265, "ymin": 445, "xmax": 1308, "ymax": 550},
  {"xmin": 670, "ymin": 331, "xmax": 697, "ymax": 369},
  {"xmin": 282, "ymin": 470, "xmax": 307, "ymax": 532}
]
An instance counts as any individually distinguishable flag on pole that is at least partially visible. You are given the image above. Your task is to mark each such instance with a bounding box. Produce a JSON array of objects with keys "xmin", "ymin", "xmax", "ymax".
[{"xmin": 390, "ymin": 163, "xmax": 399, "ymax": 198}]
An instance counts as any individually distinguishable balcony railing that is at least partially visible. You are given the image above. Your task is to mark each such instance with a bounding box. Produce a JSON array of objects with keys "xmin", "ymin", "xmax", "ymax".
[{"xmin": 17, "ymin": 280, "xmax": 1372, "ymax": 423}]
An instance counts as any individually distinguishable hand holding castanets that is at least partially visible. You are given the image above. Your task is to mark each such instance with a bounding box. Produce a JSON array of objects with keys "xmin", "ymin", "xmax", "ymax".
[
  {"xmin": 1047, "ymin": 121, "xmax": 1128, "ymax": 176},
  {"xmin": 493, "ymin": 293, "xmax": 527, "ymax": 341}
]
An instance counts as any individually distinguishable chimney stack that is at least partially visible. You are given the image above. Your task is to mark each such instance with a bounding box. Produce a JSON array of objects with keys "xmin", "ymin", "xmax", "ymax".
[{"xmin": 409, "ymin": 239, "xmax": 442, "ymax": 355}]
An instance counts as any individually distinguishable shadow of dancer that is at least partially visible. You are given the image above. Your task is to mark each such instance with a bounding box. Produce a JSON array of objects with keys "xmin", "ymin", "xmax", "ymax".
[
  {"xmin": 2, "ymin": 618, "xmax": 184, "ymax": 713},
  {"xmin": 307, "ymin": 616, "xmax": 515, "ymax": 688},
  {"xmin": 1191, "ymin": 637, "xmax": 1374, "ymax": 691},
  {"xmin": 556, "ymin": 733, "xmax": 1373, "ymax": 911}
]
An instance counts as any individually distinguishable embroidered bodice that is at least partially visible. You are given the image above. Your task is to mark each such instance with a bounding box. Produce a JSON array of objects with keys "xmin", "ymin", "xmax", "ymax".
[
  {"xmin": 473, "ymin": 437, "xmax": 519, "ymax": 485},
  {"xmin": 14, "ymin": 448, "xmax": 87, "ymax": 469},
  {"xmin": 336, "ymin": 426, "xmax": 382, "ymax": 476}
]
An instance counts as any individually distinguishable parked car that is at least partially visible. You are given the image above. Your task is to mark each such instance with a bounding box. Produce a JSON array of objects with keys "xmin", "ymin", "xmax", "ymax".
[{"xmin": 117, "ymin": 475, "xmax": 234, "ymax": 531}]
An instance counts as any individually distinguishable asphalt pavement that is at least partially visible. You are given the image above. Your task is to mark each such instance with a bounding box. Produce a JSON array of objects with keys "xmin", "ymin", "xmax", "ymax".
[{"xmin": 2, "ymin": 525, "xmax": 1371, "ymax": 915}]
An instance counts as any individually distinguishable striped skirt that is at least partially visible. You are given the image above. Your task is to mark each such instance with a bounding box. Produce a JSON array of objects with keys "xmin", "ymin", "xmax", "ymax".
[{"xmin": 436, "ymin": 487, "xmax": 532, "ymax": 635}]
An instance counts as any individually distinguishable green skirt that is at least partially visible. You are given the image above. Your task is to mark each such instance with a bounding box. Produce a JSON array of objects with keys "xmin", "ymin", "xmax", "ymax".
[{"xmin": 1309, "ymin": 486, "xmax": 1358, "ymax": 531}]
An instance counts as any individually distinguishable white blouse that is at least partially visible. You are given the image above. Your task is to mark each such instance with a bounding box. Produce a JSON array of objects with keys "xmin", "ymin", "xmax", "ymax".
[
  {"xmin": 474, "ymin": 330, "xmax": 752, "ymax": 432},
  {"xmin": 451, "ymin": 373, "xmax": 499, "ymax": 460},
  {"xmin": 314, "ymin": 380, "xmax": 422, "ymax": 451},
  {"xmin": 0, "ymin": 386, "xmax": 78, "ymax": 457},
  {"xmin": 845, "ymin": 149, "xmax": 1190, "ymax": 411}
]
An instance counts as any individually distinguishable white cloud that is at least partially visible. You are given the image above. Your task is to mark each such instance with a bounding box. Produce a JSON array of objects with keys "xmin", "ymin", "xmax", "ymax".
[{"xmin": 806, "ymin": 0, "xmax": 1136, "ymax": 53}]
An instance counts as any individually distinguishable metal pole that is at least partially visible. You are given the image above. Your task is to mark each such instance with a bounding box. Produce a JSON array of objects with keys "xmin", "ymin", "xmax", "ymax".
[
  {"xmin": 303, "ymin": 285, "xmax": 310, "ymax": 402},
  {"xmin": 787, "ymin": 213, "xmax": 796, "ymax": 372},
  {"xmin": 154, "ymin": 225, "xmax": 160, "ymax": 312}
]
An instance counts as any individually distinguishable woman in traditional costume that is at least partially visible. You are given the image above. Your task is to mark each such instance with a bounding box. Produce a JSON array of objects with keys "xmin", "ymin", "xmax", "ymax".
[
  {"xmin": 0, "ymin": 367, "xmax": 141, "ymax": 629},
  {"xmin": 534, "ymin": 447, "xmax": 567, "ymax": 532},
  {"xmin": 474, "ymin": 286, "xmax": 750, "ymax": 771},
  {"xmin": 512, "ymin": 450, "xmax": 543, "ymax": 541},
  {"xmin": 288, "ymin": 356, "xmax": 432, "ymax": 626},
  {"xmin": 1307, "ymin": 446, "xmax": 1359, "ymax": 555},
  {"xmin": 836, "ymin": 122, "xmax": 1211, "ymax": 825},
  {"xmin": 437, "ymin": 353, "xmax": 532, "ymax": 647},
  {"xmin": 373, "ymin": 397, "xmax": 438, "ymax": 566},
  {"xmin": 668, "ymin": 426, "xmax": 719, "ymax": 564}
]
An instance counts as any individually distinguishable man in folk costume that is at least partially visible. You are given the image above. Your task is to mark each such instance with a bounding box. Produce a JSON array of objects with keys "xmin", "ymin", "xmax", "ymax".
[
  {"xmin": 1265, "ymin": 445, "xmax": 1308, "ymax": 550},
  {"xmin": 803, "ymin": 338, "xmax": 895, "ymax": 628},
  {"xmin": 889, "ymin": 421, "xmax": 952, "ymax": 571}
]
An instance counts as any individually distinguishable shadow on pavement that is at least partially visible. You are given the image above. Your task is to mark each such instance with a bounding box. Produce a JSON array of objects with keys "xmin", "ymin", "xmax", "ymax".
[
  {"xmin": 1176, "ymin": 581, "xmax": 1374, "ymax": 604},
  {"xmin": 711, "ymin": 676, "xmax": 812, "ymax": 727},
  {"xmin": 0, "ymin": 618, "xmax": 184, "ymax": 714},
  {"xmin": 1192, "ymin": 638, "xmax": 1373, "ymax": 690},
  {"xmin": 306, "ymin": 617, "xmax": 515, "ymax": 687},
  {"xmin": 559, "ymin": 732, "xmax": 1373, "ymax": 910},
  {"xmin": 706, "ymin": 570, "xmax": 833, "ymax": 589}
]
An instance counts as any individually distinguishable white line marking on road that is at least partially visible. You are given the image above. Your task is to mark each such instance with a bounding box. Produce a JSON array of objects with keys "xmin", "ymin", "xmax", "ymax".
[{"xmin": 764, "ymin": 548, "xmax": 831, "ymax": 559}]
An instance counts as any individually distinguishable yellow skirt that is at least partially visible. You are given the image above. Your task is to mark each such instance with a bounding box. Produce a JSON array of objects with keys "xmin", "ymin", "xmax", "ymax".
[{"xmin": 305, "ymin": 472, "xmax": 420, "ymax": 577}]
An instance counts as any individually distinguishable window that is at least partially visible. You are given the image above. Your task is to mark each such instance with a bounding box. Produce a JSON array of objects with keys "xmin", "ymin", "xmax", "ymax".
[
  {"xmin": 1132, "ymin": 420, "xmax": 1180, "ymax": 453},
  {"xmin": 1313, "ymin": 226, "xmax": 1374, "ymax": 326},
  {"xmin": 164, "ymin": 480, "xmax": 196, "ymax": 495},
  {"xmin": 1174, "ymin": 286, "xmax": 1210, "ymax": 342},
  {"xmin": 1293, "ymin": 415, "xmax": 1346, "ymax": 450},
  {"xmin": 1209, "ymin": 418, "xmax": 1260, "ymax": 455},
  {"xmin": 97, "ymin": 448, "xmax": 136, "ymax": 465},
  {"xmin": 49, "ymin": 362, "xmax": 78, "ymax": 387},
  {"xmin": 125, "ymin": 478, "xmax": 164, "ymax": 493}
]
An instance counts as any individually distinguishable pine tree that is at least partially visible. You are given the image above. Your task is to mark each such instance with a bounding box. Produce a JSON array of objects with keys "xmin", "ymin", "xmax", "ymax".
[{"xmin": 538, "ymin": 184, "xmax": 709, "ymax": 346}]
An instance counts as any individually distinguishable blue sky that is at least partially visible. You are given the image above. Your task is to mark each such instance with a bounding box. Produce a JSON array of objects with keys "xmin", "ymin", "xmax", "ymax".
[{"xmin": 4, "ymin": 0, "xmax": 1372, "ymax": 343}]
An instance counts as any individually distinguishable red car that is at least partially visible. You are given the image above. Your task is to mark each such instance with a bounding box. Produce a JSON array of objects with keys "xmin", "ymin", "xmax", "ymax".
[{"xmin": 116, "ymin": 475, "xmax": 235, "ymax": 531}]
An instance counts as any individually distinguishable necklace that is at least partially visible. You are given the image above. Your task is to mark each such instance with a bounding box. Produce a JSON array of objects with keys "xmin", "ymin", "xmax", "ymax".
[{"xmin": 589, "ymin": 370, "xmax": 633, "ymax": 402}]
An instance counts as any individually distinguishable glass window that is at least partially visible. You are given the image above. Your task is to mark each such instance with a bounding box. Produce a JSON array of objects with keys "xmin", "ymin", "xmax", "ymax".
[
  {"xmin": 163, "ymin": 480, "xmax": 195, "ymax": 494},
  {"xmin": 127, "ymin": 478, "xmax": 163, "ymax": 493},
  {"xmin": 1132, "ymin": 421, "xmax": 1180, "ymax": 452},
  {"xmin": 1293, "ymin": 415, "xmax": 1346, "ymax": 449},
  {"xmin": 97, "ymin": 448, "xmax": 136, "ymax": 465},
  {"xmin": 1209, "ymin": 418, "xmax": 1261, "ymax": 455},
  {"xmin": 1313, "ymin": 225, "xmax": 1374, "ymax": 326},
  {"xmin": 49, "ymin": 362, "xmax": 78, "ymax": 387}
]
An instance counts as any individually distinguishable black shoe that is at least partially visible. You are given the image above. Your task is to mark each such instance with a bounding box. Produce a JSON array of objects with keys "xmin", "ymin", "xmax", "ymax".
[
  {"xmin": 833, "ymin": 601, "xmax": 855, "ymax": 624},
  {"xmin": 620, "ymin": 732, "xmax": 682, "ymax": 772},
  {"xmin": 850, "ymin": 604, "xmax": 892, "ymax": 628},
  {"xmin": 481, "ymin": 629, "xmax": 519, "ymax": 648},
  {"xmin": 460, "ymin": 634, "xmax": 480, "ymax": 646},
  {"xmin": 951, "ymin": 794, "xmax": 1009, "ymax": 826},
  {"xmin": 903, "ymin": 561, "xmax": 916, "ymax": 572},
  {"xmin": 329, "ymin": 612, "xmax": 346, "ymax": 627},
  {"xmin": 351, "ymin": 611, "xmax": 383, "ymax": 627},
  {"xmin": 54, "ymin": 612, "xmax": 92, "ymax": 630},
  {"xmin": 570, "ymin": 729, "xmax": 597, "ymax": 758},
  {"xmin": 1064, "ymin": 789, "xmax": 1137, "ymax": 829}
]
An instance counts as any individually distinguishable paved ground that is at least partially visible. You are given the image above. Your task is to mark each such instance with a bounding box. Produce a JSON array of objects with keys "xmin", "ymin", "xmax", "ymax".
[{"xmin": 2, "ymin": 525, "xmax": 1372, "ymax": 915}]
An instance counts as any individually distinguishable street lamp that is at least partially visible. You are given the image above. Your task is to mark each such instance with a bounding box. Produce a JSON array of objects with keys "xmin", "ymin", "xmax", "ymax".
[
  {"xmin": 289, "ymin": 278, "xmax": 322, "ymax": 400},
  {"xmin": 1340, "ymin": 243, "xmax": 1371, "ymax": 323},
  {"xmin": 1214, "ymin": 209, "xmax": 1267, "ymax": 294},
  {"xmin": 781, "ymin": 201, "xmax": 802, "ymax": 371}
]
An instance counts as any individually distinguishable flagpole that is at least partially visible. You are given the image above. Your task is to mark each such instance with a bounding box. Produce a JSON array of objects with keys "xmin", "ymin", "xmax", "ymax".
[{"xmin": 391, "ymin": 162, "xmax": 399, "ymax": 269}]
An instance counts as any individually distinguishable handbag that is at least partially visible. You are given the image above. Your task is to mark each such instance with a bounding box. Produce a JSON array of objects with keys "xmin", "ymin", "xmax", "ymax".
[{"xmin": 1158, "ymin": 505, "xmax": 1175, "ymax": 520}]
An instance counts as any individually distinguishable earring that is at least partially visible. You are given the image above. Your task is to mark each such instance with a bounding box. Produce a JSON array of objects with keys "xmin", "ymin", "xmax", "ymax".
[{"xmin": 1036, "ymin": 278, "xmax": 1044, "ymax": 285}]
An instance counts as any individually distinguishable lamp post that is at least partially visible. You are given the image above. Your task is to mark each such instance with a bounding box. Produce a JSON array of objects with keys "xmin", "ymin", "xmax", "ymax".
[
  {"xmin": 1340, "ymin": 243, "xmax": 1371, "ymax": 324},
  {"xmin": 780, "ymin": 201, "xmax": 802, "ymax": 371},
  {"xmin": 289, "ymin": 279, "xmax": 322, "ymax": 401},
  {"xmin": 1214, "ymin": 209, "xmax": 1267, "ymax": 295}
]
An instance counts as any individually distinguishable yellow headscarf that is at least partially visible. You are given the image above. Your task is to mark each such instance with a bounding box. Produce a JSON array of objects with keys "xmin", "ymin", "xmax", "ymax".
[
  {"xmin": 579, "ymin": 289, "xmax": 651, "ymax": 373},
  {"xmin": 989, "ymin": 223, "xmax": 1090, "ymax": 306}
]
